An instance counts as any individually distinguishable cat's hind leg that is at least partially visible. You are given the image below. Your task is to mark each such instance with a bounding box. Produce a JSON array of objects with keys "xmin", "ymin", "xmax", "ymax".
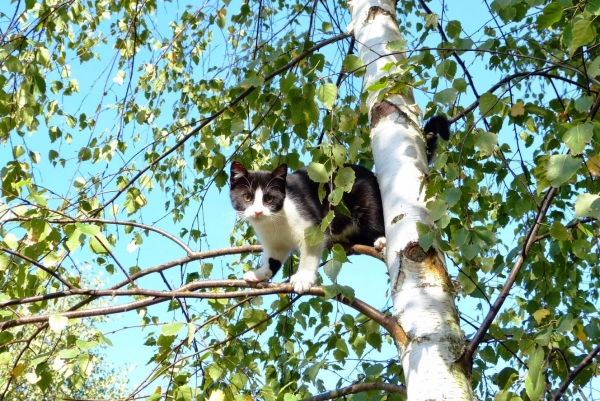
[{"xmin": 374, "ymin": 237, "xmax": 386, "ymax": 250}]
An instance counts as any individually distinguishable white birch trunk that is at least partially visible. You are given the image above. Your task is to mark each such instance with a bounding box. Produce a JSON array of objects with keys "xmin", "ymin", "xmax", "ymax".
[{"xmin": 347, "ymin": 0, "xmax": 473, "ymax": 399}]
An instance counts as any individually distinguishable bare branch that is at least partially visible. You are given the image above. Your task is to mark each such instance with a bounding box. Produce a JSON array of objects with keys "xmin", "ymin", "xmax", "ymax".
[
  {"xmin": 463, "ymin": 187, "xmax": 557, "ymax": 361},
  {"xmin": 4, "ymin": 216, "xmax": 194, "ymax": 254},
  {"xmin": 302, "ymin": 382, "xmax": 407, "ymax": 401},
  {"xmin": 552, "ymin": 344, "xmax": 600, "ymax": 400},
  {"xmin": 0, "ymin": 280, "xmax": 404, "ymax": 344}
]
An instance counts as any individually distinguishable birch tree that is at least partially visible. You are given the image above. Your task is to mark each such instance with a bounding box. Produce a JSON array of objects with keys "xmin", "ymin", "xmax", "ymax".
[
  {"xmin": 1, "ymin": 0, "xmax": 600, "ymax": 400},
  {"xmin": 348, "ymin": 0, "xmax": 471, "ymax": 398}
]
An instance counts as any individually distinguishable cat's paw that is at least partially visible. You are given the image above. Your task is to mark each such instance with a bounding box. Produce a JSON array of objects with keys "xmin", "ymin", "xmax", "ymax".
[
  {"xmin": 244, "ymin": 268, "xmax": 272, "ymax": 283},
  {"xmin": 290, "ymin": 270, "xmax": 317, "ymax": 294},
  {"xmin": 374, "ymin": 237, "xmax": 387, "ymax": 250}
]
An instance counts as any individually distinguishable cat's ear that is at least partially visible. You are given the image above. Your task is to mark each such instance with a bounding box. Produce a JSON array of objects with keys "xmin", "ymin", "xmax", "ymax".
[
  {"xmin": 230, "ymin": 161, "xmax": 248, "ymax": 185},
  {"xmin": 272, "ymin": 164, "xmax": 288, "ymax": 181}
]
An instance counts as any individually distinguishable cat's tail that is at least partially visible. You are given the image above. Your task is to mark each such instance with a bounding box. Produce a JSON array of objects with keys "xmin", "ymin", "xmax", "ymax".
[{"xmin": 423, "ymin": 116, "xmax": 451, "ymax": 163}]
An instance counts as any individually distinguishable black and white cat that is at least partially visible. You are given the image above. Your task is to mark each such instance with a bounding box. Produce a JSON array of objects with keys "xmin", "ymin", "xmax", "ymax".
[
  {"xmin": 229, "ymin": 116, "xmax": 450, "ymax": 293},
  {"xmin": 229, "ymin": 161, "xmax": 386, "ymax": 293}
]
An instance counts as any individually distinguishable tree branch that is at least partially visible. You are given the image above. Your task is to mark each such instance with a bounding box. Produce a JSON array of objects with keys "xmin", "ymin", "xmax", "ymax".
[
  {"xmin": 302, "ymin": 382, "xmax": 407, "ymax": 401},
  {"xmin": 0, "ymin": 280, "xmax": 405, "ymax": 343},
  {"xmin": 462, "ymin": 186, "xmax": 558, "ymax": 361},
  {"xmin": 4, "ymin": 216, "xmax": 195, "ymax": 254},
  {"xmin": 551, "ymin": 344, "xmax": 600, "ymax": 400}
]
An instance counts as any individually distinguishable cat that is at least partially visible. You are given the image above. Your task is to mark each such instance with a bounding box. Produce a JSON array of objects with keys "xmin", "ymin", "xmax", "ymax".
[
  {"xmin": 229, "ymin": 162, "xmax": 385, "ymax": 293},
  {"xmin": 229, "ymin": 116, "xmax": 449, "ymax": 293}
]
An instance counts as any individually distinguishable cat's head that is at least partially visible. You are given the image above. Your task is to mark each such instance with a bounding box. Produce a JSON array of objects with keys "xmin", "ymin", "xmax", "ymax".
[{"xmin": 229, "ymin": 161, "xmax": 287, "ymax": 221}]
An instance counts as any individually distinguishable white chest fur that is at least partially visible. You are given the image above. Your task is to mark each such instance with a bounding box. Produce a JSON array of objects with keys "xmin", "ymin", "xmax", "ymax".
[{"xmin": 248, "ymin": 195, "xmax": 313, "ymax": 253}]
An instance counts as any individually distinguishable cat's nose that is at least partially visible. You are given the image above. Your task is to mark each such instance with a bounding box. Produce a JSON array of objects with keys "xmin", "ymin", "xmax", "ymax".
[{"xmin": 254, "ymin": 211, "xmax": 263, "ymax": 217}]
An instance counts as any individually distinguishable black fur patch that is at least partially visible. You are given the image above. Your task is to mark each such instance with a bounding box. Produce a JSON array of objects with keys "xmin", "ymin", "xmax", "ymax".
[
  {"xmin": 268, "ymin": 258, "xmax": 282, "ymax": 276},
  {"xmin": 423, "ymin": 116, "xmax": 451, "ymax": 163}
]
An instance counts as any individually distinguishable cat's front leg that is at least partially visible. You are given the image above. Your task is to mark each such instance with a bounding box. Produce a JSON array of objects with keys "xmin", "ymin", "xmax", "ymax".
[
  {"xmin": 290, "ymin": 242, "xmax": 324, "ymax": 293},
  {"xmin": 244, "ymin": 248, "xmax": 289, "ymax": 283}
]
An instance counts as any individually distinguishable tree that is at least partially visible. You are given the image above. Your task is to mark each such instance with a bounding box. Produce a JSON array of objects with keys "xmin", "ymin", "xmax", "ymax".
[{"xmin": 1, "ymin": 0, "xmax": 600, "ymax": 400}]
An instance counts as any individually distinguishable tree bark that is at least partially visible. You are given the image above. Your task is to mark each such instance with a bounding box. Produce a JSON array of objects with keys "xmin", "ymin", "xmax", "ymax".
[{"xmin": 347, "ymin": 0, "xmax": 473, "ymax": 398}]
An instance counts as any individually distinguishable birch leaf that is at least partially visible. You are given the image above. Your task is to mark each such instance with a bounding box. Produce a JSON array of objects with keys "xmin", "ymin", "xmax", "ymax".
[
  {"xmin": 562, "ymin": 122, "xmax": 593, "ymax": 155},
  {"xmin": 324, "ymin": 260, "xmax": 341, "ymax": 282},
  {"xmin": 316, "ymin": 84, "xmax": 337, "ymax": 110},
  {"xmin": 475, "ymin": 131, "xmax": 498, "ymax": 155},
  {"xmin": 49, "ymin": 315, "xmax": 68, "ymax": 332},
  {"xmin": 307, "ymin": 162, "xmax": 329, "ymax": 183},
  {"xmin": 304, "ymin": 226, "xmax": 324, "ymax": 246},
  {"xmin": 525, "ymin": 347, "xmax": 545, "ymax": 401},
  {"xmin": 574, "ymin": 193, "xmax": 600, "ymax": 218},
  {"xmin": 546, "ymin": 154, "xmax": 581, "ymax": 186},
  {"xmin": 161, "ymin": 322, "xmax": 184, "ymax": 336}
]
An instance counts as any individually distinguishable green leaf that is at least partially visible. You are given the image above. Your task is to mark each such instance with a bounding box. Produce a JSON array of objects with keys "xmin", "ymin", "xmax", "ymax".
[
  {"xmin": 304, "ymin": 226, "xmax": 324, "ymax": 246},
  {"xmin": 571, "ymin": 18, "xmax": 596, "ymax": 50},
  {"xmin": 436, "ymin": 60, "xmax": 457, "ymax": 80},
  {"xmin": 324, "ymin": 260, "xmax": 342, "ymax": 282},
  {"xmin": 342, "ymin": 54, "xmax": 364, "ymax": 75},
  {"xmin": 427, "ymin": 199, "xmax": 448, "ymax": 221},
  {"xmin": 307, "ymin": 162, "xmax": 329, "ymax": 183},
  {"xmin": 387, "ymin": 39, "xmax": 407, "ymax": 51},
  {"xmin": 0, "ymin": 352, "xmax": 11, "ymax": 365},
  {"xmin": 365, "ymin": 363, "xmax": 384, "ymax": 377},
  {"xmin": 479, "ymin": 92, "xmax": 502, "ymax": 117},
  {"xmin": 546, "ymin": 154, "xmax": 581, "ymax": 186},
  {"xmin": 352, "ymin": 335, "xmax": 366, "ymax": 358},
  {"xmin": 562, "ymin": 122, "xmax": 593, "ymax": 155},
  {"xmin": 445, "ymin": 20, "xmax": 462, "ymax": 39},
  {"xmin": 316, "ymin": 83, "xmax": 337, "ymax": 110},
  {"xmin": 334, "ymin": 167, "xmax": 355, "ymax": 192},
  {"xmin": 58, "ymin": 349, "xmax": 79, "ymax": 359},
  {"xmin": 174, "ymin": 385, "xmax": 193, "ymax": 401},
  {"xmin": 537, "ymin": 2, "xmax": 563, "ymax": 29},
  {"xmin": 588, "ymin": 0, "xmax": 600, "ymax": 14},
  {"xmin": 13, "ymin": 145, "xmax": 25, "ymax": 159},
  {"xmin": 332, "ymin": 243, "xmax": 349, "ymax": 263},
  {"xmin": 434, "ymin": 88, "xmax": 458, "ymax": 105},
  {"xmin": 574, "ymin": 193, "xmax": 600, "ymax": 219},
  {"xmin": 417, "ymin": 222, "xmax": 434, "ymax": 251},
  {"xmin": 259, "ymin": 386, "xmax": 277, "ymax": 401},
  {"xmin": 476, "ymin": 131, "xmax": 498, "ymax": 154},
  {"xmin": 0, "ymin": 254, "xmax": 11, "ymax": 271},
  {"xmin": 525, "ymin": 347, "xmax": 545, "ymax": 401},
  {"xmin": 76, "ymin": 340, "xmax": 98, "ymax": 351},
  {"xmin": 462, "ymin": 244, "xmax": 481, "ymax": 261},
  {"xmin": 49, "ymin": 315, "xmax": 68, "ymax": 332},
  {"xmin": 240, "ymin": 75, "xmax": 263, "ymax": 88},
  {"xmin": 89, "ymin": 233, "xmax": 112, "ymax": 254},
  {"xmin": 161, "ymin": 322, "xmax": 184, "ymax": 336},
  {"xmin": 320, "ymin": 210, "xmax": 334, "ymax": 231},
  {"xmin": 75, "ymin": 223, "xmax": 101, "ymax": 236}
]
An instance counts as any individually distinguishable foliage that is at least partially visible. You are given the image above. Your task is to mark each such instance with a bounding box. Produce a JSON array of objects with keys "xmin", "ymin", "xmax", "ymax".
[
  {"xmin": 0, "ymin": 0, "xmax": 599, "ymax": 400},
  {"xmin": 0, "ymin": 288, "xmax": 129, "ymax": 400}
]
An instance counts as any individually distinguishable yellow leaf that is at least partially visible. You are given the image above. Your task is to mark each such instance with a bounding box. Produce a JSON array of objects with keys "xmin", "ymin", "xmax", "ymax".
[
  {"xmin": 510, "ymin": 101, "xmax": 525, "ymax": 117},
  {"xmin": 10, "ymin": 363, "xmax": 25, "ymax": 378},
  {"xmin": 574, "ymin": 324, "xmax": 588, "ymax": 343},
  {"xmin": 532, "ymin": 308, "xmax": 551, "ymax": 324},
  {"xmin": 586, "ymin": 155, "xmax": 600, "ymax": 178}
]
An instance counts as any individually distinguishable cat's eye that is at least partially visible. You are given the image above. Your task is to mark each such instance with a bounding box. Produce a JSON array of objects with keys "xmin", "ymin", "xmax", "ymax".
[
  {"xmin": 242, "ymin": 194, "xmax": 252, "ymax": 202},
  {"xmin": 264, "ymin": 195, "xmax": 274, "ymax": 204}
]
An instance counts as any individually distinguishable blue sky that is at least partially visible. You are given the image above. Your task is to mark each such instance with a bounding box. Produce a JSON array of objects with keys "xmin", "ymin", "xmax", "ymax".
[{"xmin": 1, "ymin": 0, "xmax": 566, "ymax": 397}]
